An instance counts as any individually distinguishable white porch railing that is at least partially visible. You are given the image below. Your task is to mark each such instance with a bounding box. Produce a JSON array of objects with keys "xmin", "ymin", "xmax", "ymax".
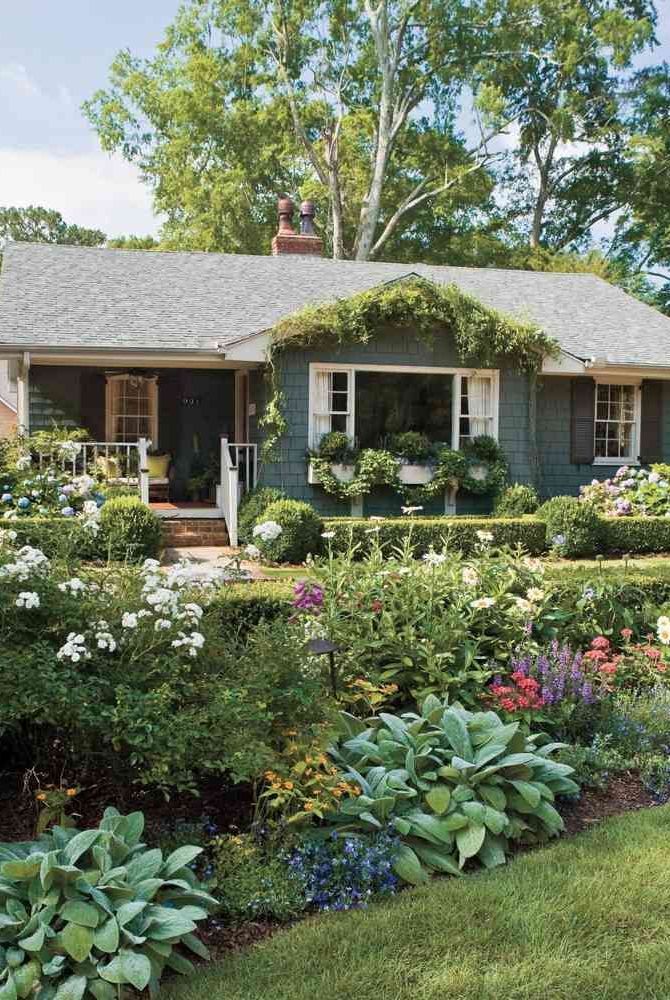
[
  {"xmin": 36, "ymin": 438, "xmax": 151, "ymax": 502},
  {"xmin": 218, "ymin": 439, "xmax": 258, "ymax": 547}
]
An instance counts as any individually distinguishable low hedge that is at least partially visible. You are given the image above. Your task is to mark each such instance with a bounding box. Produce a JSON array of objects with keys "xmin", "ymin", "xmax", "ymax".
[
  {"xmin": 322, "ymin": 516, "xmax": 547, "ymax": 557},
  {"xmin": 208, "ymin": 582, "xmax": 295, "ymax": 636},
  {"xmin": 3, "ymin": 518, "xmax": 99, "ymax": 560},
  {"xmin": 600, "ymin": 516, "xmax": 670, "ymax": 555}
]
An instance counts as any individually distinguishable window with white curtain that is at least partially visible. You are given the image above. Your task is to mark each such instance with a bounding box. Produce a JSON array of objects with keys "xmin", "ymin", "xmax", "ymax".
[
  {"xmin": 459, "ymin": 375, "xmax": 494, "ymax": 447},
  {"xmin": 309, "ymin": 365, "xmax": 498, "ymax": 451},
  {"xmin": 105, "ymin": 374, "xmax": 158, "ymax": 444}
]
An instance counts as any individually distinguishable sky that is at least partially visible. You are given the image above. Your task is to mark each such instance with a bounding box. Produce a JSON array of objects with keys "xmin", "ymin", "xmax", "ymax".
[{"xmin": 1, "ymin": 1, "xmax": 669, "ymax": 241}]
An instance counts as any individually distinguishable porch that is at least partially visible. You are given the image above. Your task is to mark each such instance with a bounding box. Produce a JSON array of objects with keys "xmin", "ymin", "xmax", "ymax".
[{"xmin": 21, "ymin": 361, "xmax": 260, "ymax": 546}]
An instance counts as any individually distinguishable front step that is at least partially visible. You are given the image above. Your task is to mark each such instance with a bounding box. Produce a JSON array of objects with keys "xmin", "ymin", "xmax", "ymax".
[{"xmin": 161, "ymin": 517, "xmax": 229, "ymax": 548}]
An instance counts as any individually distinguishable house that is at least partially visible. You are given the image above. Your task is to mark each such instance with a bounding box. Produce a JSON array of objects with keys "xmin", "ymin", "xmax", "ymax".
[{"xmin": 1, "ymin": 196, "xmax": 670, "ymax": 544}]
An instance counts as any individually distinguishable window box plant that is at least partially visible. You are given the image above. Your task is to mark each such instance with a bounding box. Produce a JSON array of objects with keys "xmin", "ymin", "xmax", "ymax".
[
  {"xmin": 389, "ymin": 433, "xmax": 435, "ymax": 485},
  {"xmin": 308, "ymin": 431, "xmax": 358, "ymax": 484}
]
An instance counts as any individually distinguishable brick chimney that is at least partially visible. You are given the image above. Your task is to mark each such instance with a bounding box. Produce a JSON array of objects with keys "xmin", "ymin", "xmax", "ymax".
[{"xmin": 271, "ymin": 196, "xmax": 323, "ymax": 256}]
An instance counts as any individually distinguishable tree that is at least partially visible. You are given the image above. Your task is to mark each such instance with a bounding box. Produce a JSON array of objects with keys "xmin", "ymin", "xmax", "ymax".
[
  {"xmin": 475, "ymin": 0, "xmax": 657, "ymax": 251},
  {"xmin": 106, "ymin": 235, "xmax": 161, "ymax": 250},
  {"xmin": 0, "ymin": 206, "xmax": 106, "ymax": 248}
]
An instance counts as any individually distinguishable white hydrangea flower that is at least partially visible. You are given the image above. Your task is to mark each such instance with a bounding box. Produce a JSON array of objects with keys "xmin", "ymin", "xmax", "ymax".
[
  {"xmin": 244, "ymin": 544, "xmax": 261, "ymax": 559},
  {"xmin": 15, "ymin": 453, "xmax": 32, "ymax": 472},
  {"xmin": 57, "ymin": 633, "xmax": 89, "ymax": 662},
  {"xmin": 15, "ymin": 591, "xmax": 40, "ymax": 609},
  {"xmin": 58, "ymin": 577, "xmax": 87, "ymax": 595},
  {"xmin": 154, "ymin": 618, "xmax": 173, "ymax": 631},
  {"xmin": 73, "ymin": 474, "xmax": 95, "ymax": 496},
  {"xmin": 252, "ymin": 520, "xmax": 283, "ymax": 542},
  {"xmin": 171, "ymin": 630, "xmax": 206, "ymax": 657},
  {"xmin": 0, "ymin": 546, "xmax": 50, "ymax": 582},
  {"xmin": 95, "ymin": 631, "xmax": 117, "ymax": 652},
  {"xmin": 182, "ymin": 602, "xmax": 204, "ymax": 621},
  {"xmin": 121, "ymin": 612, "xmax": 139, "ymax": 629}
]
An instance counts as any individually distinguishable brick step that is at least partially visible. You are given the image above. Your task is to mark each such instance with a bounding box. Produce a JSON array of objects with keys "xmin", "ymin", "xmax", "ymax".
[{"xmin": 161, "ymin": 518, "xmax": 230, "ymax": 548}]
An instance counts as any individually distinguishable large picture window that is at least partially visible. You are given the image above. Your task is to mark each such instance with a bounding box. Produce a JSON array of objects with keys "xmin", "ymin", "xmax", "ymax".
[
  {"xmin": 594, "ymin": 382, "xmax": 639, "ymax": 462},
  {"xmin": 308, "ymin": 364, "xmax": 498, "ymax": 451},
  {"xmin": 105, "ymin": 374, "xmax": 158, "ymax": 444}
]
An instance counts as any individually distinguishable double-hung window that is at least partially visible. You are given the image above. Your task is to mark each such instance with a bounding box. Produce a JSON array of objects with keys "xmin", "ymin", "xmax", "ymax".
[
  {"xmin": 309, "ymin": 364, "xmax": 498, "ymax": 451},
  {"xmin": 594, "ymin": 381, "xmax": 639, "ymax": 463}
]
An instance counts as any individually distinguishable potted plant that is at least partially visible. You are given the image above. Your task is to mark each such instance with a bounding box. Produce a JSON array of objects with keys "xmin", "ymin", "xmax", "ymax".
[
  {"xmin": 388, "ymin": 432, "xmax": 435, "ymax": 485},
  {"xmin": 308, "ymin": 431, "xmax": 359, "ymax": 484}
]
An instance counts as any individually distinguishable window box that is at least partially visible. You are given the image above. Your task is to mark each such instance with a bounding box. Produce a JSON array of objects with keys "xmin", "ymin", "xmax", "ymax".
[
  {"xmin": 397, "ymin": 463, "xmax": 434, "ymax": 485},
  {"xmin": 308, "ymin": 462, "xmax": 356, "ymax": 485}
]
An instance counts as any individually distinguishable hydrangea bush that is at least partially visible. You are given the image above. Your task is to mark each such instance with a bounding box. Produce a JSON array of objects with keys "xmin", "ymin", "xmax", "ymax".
[{"xmin": 580, "ymin": 464, "xmax": 670, "ymax": 517}]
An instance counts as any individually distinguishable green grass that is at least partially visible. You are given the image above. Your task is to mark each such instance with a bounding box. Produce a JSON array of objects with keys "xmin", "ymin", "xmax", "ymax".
[
  {"xmin": 543, "ymin": 555, "xmax": 670, "ymax": 585},
  {"xmin": 166, "ymin": 807, "xmax": 670, "ymax": 1000}
]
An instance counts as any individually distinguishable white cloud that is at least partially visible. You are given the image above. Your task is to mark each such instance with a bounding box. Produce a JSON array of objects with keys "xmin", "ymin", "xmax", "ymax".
[{"xmin": 0, "ymin": 147, "xmax": 160, "ymax": 237}]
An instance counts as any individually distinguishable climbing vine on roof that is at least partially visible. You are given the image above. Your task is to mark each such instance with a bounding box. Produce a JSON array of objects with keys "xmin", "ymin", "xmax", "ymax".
[{"xmin": 259, "ymin": 278, "xmax": 559, "ymax": 460}]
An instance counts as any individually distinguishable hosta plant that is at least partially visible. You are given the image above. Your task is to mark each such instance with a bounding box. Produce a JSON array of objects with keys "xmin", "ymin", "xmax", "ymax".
[
  {"xmin": 327, "ymin": 699, "xmax": 579, "ymax": 885},
  {"xmin": 0, "ymin": 808, "xmax": 218, "ymax": 1000}
]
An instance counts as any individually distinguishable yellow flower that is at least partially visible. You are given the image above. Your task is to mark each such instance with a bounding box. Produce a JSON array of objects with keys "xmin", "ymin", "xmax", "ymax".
[
  {"xmin": 35, "ymin": 792, "xmax": 46, "ymax": 802},
  {"xmin": 66, "ymin": 788, "xmax": 77, "ymax": 797},
  {"xmin": 284, "ymin": 781, "xmax": 294, "ymax": 790}
]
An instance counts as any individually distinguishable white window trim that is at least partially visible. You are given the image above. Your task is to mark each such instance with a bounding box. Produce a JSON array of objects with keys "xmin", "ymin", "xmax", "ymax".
[
  {"xmin": 105, "ymin": 373, "xmax": 158, "ymax": 446},
  {"xmin": 308, "ymin": 363, "xmax": 500, "ymax": 451},
  {"xmin": 592, "ymin": 377, "xmax": 641, "ymax": 466}
]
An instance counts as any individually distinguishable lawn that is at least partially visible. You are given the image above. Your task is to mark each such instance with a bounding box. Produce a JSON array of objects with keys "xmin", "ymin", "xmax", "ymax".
[{"xmin": 165, "ymin": 806, "xmax": 670, "ymax": 1000}]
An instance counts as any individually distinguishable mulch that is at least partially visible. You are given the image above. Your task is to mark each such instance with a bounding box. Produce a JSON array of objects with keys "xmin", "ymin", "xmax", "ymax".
[{"xmin": 560, "ymin": 771, "xmax": 656, "ymax": 836}]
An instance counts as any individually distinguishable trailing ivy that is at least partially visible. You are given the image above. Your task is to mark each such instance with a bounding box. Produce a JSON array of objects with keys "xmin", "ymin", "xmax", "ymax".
[{"xmin": 260, "ymin": 277, "xmax": 558, "ymax": 461}]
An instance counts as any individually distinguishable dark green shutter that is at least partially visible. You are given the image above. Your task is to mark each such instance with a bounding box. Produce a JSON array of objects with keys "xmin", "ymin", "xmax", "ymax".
[
  {"xmin": 570, "ymin": 378, "xmax": 595, "ymax": 465},
  {"xmin": 640, "ymin": 380, "xmax": 663, "ymax": 464}
]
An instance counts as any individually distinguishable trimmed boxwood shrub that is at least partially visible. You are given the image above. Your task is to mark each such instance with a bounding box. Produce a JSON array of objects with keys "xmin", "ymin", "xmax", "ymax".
[
  {"xmin": 537, "ymin": 496, "xmax": 602, "ymax": 557},
  {"xmin": 98, "ymin": 495, "xmax": 163, "ymax": 561},
  {"xmin": 255, "ymin": 499, "xmax": 324, "ymax": 563},
  {"xmin": 208, "ymin": 581, "xmax": 294, "ymax": 636},
  {"xmin": 238, "ymin": 486, "xmax": 287, "ymax": 544},
  {"xmin": 600, "ymin": 516, "xmax": 670, "ymax": 555},
  {"xmin": 322, "ymin": 516, "xmax": 547, "ymax": 557},
  {"xmin": 494, "ymin": 483, "xmax": 540, "ymax": 516}
]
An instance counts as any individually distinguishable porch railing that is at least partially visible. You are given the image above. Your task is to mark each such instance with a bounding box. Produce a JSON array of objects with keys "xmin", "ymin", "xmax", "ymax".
[
  {"xmin": 36, "ymin": 438, "xmax": 150, "ymax": 504},
  {"xmin": 218, "ymin": 439, "xmax": 258, "ymax": 548}
]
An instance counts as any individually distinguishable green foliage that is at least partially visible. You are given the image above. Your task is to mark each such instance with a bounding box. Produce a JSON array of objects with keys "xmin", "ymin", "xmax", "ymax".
[
  {"xmin": 557, "ymin": 736, "xmax": 630, "ymax": 792},
  {"xmin": 238, "ymin": 487, "xmax": 287, "ymax": 545},
  {"xmin": 98, "ymin": 496, "xmax": 162, "ymax": 562},
  {"xmin": 314, "ymin": 432, "xmax": 358, "ymax": 464},
  {"xmin": 600, "ymin": 516, "xmax": 670, "ymax": 555},
  {"xmin": 207, "ymin": 583, "xmax": 294, "ymax": 637},
  {"xmin": 0, "ymin": 206, "xmax": 106, "ymax": 248},
  {"xmin": 538, "ymin": 496, "xmax": 602, "ymax": 557},
  {"xmin": 0, "ymin": 808, "xmax": 217, "ymax": 999},
  {"xmin": 495, "ymin": 483, "xmax": 540, "ymax": 516},
  {"xmin": 388, "ymin": 432, "xmax": 432, "ymax": 463},
  {"xmin": 328, "ymin": 700, "xmax": 578, "ymax": 883},
  {"xmin": 209, "ymin": 835, "xmax": 304, "ymax": 924},
  {"xmin": 254, "ymin": 500, "xmax": 324, "ymax": 564},
  {"xmin": 322, "ymin": 516, "xmax": 547, "ymax": 557},
  {"xmin": 2, "ymin": 520, "xmax": 99, "ymax": 562}
]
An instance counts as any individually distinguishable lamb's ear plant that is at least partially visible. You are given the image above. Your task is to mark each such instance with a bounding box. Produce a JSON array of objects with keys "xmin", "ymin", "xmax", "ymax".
[
  {"xmin": 328, "ymin": 698, "xmax": 579, "ymax": 885},
  {"xmin": 0, "ymin": 807, "xmax": 218, "ymax": 1000}
]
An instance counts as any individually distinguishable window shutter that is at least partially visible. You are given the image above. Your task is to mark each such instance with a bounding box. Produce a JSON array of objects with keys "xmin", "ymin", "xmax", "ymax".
[
  {"xmin": 570, "ymin": 378, "xmax": 595, "ymax": 465},
  {"xmin": 640, "ymin": 380, "xmax": 663, "ymax": 464}
]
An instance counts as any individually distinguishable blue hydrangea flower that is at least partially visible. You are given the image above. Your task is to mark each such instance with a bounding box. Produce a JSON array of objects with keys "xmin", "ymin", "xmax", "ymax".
[
  {"xmin": 17, "ymin": 497, "xmax": 31, "ymax": 510},
  {"xmin": 62, "ymin": 507, "xmax": 75, "ymax": 517},
  {"xmin": 1, "ymin": 493, "xmax": 12, "ymax": 504},
  {"xmin": 58, "ymin": 494, "xmax": 68, "ymax": 505}
]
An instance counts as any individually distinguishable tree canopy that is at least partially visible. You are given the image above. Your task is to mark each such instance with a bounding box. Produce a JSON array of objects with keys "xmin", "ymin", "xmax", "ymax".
[{"xmin": 0, "ymin": 206, "xmax": 106, "ymax": 249}]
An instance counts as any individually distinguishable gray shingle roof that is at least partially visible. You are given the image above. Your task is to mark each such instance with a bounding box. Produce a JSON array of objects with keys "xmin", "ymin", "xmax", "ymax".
[{"xmin": 1, "ymin": 240, "xmax": 669, "ymax": 367}]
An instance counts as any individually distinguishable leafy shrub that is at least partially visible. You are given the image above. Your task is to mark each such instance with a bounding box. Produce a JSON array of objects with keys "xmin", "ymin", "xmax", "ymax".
[
  {"xmin": 0, "ymin": 808, "xmax": 217, "ymax": 1000},
  {"xmin": 328, "ymin": 700, "xmax": 578, "ymax": 884},
  {"xmin": 98, "ymin": 496, "xmax": 162, "ymax": 561},
  {"xmin": 207, "ymin": 582, "xmax": 293, "ymax": 637},
  {"xmin": 322, "ymin": 516, "xmax": 547, "ymax": 557},
  {"xmin": 596, "ymin": 687, "xmax": 670, "ymax": 757},
  {"xmin": 254, "ymin": 500, "xmax": 323, "ymax": 563},
  {"xmin": 209, "ymin": 834, "xmax": 304, "ymax": 923},
  {"xmin": 495, "ymin": 484, "xmax": 540, "ymax": 516},
  {"xmin": 600, "ymin": 516, "xmax": 670, "ymax": 555},
  {"xmin": 537, "ymin": 496, "xmax": 602, "ymax": 557},
  {"xmin": 581, "ymin": 464, "xmax": 670, "ymax": 517},
  {"xmin": 388, "ymin": 432, "xmax": 432, "ymax": 463},
  {"xmin": 287, "ymin": 831, "xmax": 399, "ymax": 911},
  {"xmin": 315, "ymin": 432, "xmax": 357, "ymax": 464},
  {"xmin": 238, "ymin": 486, "xmax": 286, "ymax": 544},
  {"xmin": 557, "ymin": 736, "xmax": 630, "ymax": 791},
  {"xmin": 3, "ymin": 519, "xmax": 99, "ymax": 562}
]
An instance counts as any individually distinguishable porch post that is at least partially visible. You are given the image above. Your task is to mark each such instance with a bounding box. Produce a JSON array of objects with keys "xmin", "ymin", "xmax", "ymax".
[
  {"xmin": 138, "ymin": 437, "xmax": 150, "ymax": 505},
  {"xmin": 16, "ymin": 352, "xmax": 30, "ymax": 434}
]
